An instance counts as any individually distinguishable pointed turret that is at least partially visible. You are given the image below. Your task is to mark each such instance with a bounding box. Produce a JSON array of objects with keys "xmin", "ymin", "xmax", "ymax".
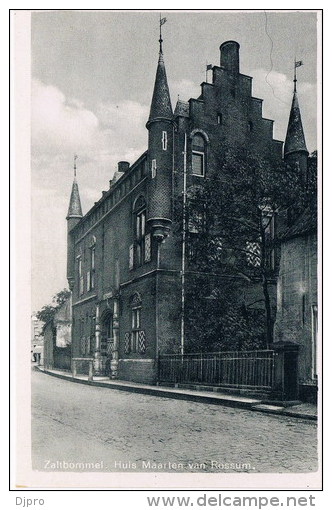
[
  {"xmin": 284, "ymin": 65, "xmax": 308, "ymax": 181},
  {"xmin": 146, "ymin": 19, "xmax": 174, "ymax": 242},
  {"xmin": 284, "ymin": 91, "xmax": 308, "ymax": 158},
  {"xmin": 67, "ymin": 158, "xmax": 83, "ymax": 220},
  {"xmin": 146, "ymin": 26, "xmax": 173, "ymax": 128},
  {"xmin": 67, "ymin": 177, "xmax": 83, "ymax": 219},
  {"xmin": 67, "ymin": 157, "xmax": 83, "ymax": 290}
]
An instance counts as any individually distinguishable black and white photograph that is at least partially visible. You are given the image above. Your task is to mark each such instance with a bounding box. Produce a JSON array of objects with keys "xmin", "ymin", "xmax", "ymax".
[{"xmin": 13, "ymin": 9, "xmax": 321, "ymax": 490}]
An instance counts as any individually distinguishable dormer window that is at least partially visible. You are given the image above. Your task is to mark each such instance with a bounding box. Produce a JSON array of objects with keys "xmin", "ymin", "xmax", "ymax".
[{"xmin": 191, "ymin": 134, "xmax": 206, "ymax": 177}]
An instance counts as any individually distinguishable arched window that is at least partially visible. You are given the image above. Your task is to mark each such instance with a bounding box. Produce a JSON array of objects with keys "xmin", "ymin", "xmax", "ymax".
[
  {"xmin": 191, "ymin": 134, "xmax": 206, "ymax": 177},
  {"xmin": 131, "ymin": 196, "xmax": 151, "ymax": 268},
  {"xmin": 134, "ymin": 196, "xmax": 146, "ymax": 267}
]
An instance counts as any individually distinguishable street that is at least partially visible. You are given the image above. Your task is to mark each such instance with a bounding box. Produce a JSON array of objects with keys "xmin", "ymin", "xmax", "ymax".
[{"xmin": 32, "ymin": 369, "xmax": 318, "ymax": 473}]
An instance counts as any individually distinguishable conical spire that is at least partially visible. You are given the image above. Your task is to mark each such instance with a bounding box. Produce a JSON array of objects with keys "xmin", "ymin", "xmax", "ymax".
[
  {"xmin": 67, "ymin": 157, "xmax": 83, "ymax": 219},
  {"xmin": 284, "ymin": 91, "xmax": 308, "ymax": 158},
  {"xmin": 147, "ymin": 41, "xmax": 173, "ymax": 126}
]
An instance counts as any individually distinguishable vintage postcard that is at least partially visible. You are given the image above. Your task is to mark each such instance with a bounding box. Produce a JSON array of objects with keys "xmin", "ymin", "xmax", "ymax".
[{"xmin": 12, "ymin": 9, "xmax": 321, "ymax": 490}]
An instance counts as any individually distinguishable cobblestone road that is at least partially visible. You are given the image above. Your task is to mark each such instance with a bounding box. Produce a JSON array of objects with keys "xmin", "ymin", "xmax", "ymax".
[{"xmin": 32, "ymin": 369, "xmax": 318, "ymax": 474}]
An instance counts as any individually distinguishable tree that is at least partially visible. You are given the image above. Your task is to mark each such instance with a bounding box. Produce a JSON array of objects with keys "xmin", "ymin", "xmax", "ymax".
[
  {"xmin": 176, "ymin": 147, "xmax": 308, "ymax": 351},
  {"xmin": 36, "ymin": 288, "xmax": 71, "ymax": 332}
]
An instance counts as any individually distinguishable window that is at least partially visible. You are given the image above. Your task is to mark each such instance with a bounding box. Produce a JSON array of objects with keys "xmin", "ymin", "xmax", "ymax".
[
  {"xmin": 151, "ymin": 159, "xmax": 157, "ymax": 179},
  {"xmin": 133, "ymin": 196, "xmax": 150, "ymax": 268},
  {"xmin": 115, "ymin": 258, "xmax": 120, "ymax": 288},
  {"xmin": 192, "ymin": 153, "xmax": 204, "ymax": 176},
  {"xmin": 78, "ymin": 257, "xmax": 84, "ymax": 295},
  {"xmin": 136, "ymin": 208, "xmax": 146, "ymax": 265},
  {"xmin": 191, "ymin": 134, "xmax": 206, "ymax": 177},
  {"xmin": 248, "ymin": 121, "xmax": 253, "ymax": 132},
  {"xmin": 217, "ymin": 113, "xmax": 222, "ymax": 125},
  {"xmin": 90, "ymin": 246, "xmax": 95, "ymax": 289},
  {"xmin": 246, "ymin": 241, "xmax": 261, "ymax": 267},
  {"xmin": 162, "ymin": 131, "xmax": 167, "ymax": 151},
  {"xmin": 144, "ymin": 233, "xmax": 152, "ymax": 262},
  {"xmin": 131, "ymin": 293, "xmax": 141, "ymax": 353},
  {"xmin": 188, "ymin": 201, "xmax": 206, "ymax": 233},
  {"xmin": 129, "ymin": 244, "xmax": 134, "ymax": 270}
]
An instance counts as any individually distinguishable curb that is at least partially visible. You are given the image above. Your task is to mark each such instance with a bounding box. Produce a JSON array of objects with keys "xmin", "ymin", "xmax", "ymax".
[
  {"xmin": 251, "ymin": 404, "xmax": 317, "ymax": 421},
  {"xmin": 37, "ymin": 367, "xmax": 317, "ymax": 421}
]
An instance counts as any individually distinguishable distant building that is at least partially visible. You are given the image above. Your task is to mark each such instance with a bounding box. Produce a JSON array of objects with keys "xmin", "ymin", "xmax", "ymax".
[
  {"xmin": 43, "ymin": 297, "xmax": 72, "ymax": 371},
  {"xmin": 65, "ymin": 36, "xmax": 315, "ymax": 385},
  {"xmin": 31, "ymin": 315, "xmax": 44, "ymax": 363}
]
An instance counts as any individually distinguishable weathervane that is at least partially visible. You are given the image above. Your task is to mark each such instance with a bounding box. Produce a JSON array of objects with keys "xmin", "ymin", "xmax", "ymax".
[
  {"xmin": 293, "ymin": 59, "xmax": 303, "ymax": 93},
  {"xmin": 74, "ymin": 154, "xmax": 78, "ymax": 177},
  {"xmin": 159, "ymin": 14, "xmax": 167, "ymax": 54}
]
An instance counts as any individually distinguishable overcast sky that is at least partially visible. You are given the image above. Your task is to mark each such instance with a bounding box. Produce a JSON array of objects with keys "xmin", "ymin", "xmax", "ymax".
[{"xmin": 31, "ymin": 10, "xmax": 319, "ymax": 312}]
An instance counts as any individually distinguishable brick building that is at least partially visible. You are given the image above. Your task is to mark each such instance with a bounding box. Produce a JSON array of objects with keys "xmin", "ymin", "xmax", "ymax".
[{"xmin": 66, "ymin": 38, "xmax": 313, "ymax": 384}]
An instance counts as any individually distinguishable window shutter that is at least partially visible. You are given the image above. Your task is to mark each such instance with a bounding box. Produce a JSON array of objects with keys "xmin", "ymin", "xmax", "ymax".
[
  {"xmin": 138, "ymin": 330, "xmax": 146, "ymax": 354},
  {"xmin": 144, "ymin": 233, "xmax": 151, "ymax": 262},
  {"xmin": 124, "ymin": 332, "xmax": 130, "ymax": 354},
  {"xmin": 129, "ymin": 244, "xmax": 134, "ymax": 270}
]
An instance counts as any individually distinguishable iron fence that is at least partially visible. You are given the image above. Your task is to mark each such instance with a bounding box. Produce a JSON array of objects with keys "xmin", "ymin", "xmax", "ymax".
[{"xmin": 158, "ymin": 350, "xmax": 275, "ymax": 389}]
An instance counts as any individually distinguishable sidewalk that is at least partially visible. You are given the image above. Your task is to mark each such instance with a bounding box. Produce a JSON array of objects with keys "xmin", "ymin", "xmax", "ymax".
[{"xmin": 37, "ymin": 366, "xmax": 317, "ymax": 421}]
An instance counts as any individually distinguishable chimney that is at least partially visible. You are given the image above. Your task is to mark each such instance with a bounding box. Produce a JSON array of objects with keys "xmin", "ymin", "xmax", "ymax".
[
  {"xmin": 118, "ymin": 161, "xmax": 130, "ymax": 173},
  {"xmin": 220, "ymin": 41, "xmax": 240, "ymax": 74}
]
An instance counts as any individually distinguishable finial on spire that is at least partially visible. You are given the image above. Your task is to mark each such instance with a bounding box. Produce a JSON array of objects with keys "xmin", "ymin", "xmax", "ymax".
[
  {"xmin": 293, "ymin": 59, "xmax": 303, "ymax": 93},
  {"xmin": 159, "ymin": 15, "xmax": 167, "ymax": 54},
  {"xmin": 74, "ymin": 154, "xmax": 78, "ymax": 177}
]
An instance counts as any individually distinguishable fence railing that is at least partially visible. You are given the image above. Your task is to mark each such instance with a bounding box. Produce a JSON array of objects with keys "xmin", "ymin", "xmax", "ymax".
[{"xmin": 158, "ymin": 350, "xmax": 275, "ymax": 390}]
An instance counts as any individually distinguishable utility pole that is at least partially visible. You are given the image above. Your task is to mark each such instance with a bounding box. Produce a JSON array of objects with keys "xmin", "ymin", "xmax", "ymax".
[{"xmin": 180, "ymin": 133, "xmax": 187, "ymax": 356}]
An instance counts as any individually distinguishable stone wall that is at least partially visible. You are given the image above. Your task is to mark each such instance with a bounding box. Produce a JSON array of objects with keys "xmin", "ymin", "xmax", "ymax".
[{"xmin": 274, "ymin": 232, "xmax": 317, "ymax": 398}]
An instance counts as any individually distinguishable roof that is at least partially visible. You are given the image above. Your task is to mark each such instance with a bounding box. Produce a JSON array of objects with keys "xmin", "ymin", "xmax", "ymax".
[
  {"xmin": 284, "ymin": 92, "xmax": 308, "ymax": 157},
  {"xmin": 147, "ymin": 52, "xmax": 173, "ymax": 124},
  {"xmin": 67, "ymin": 177, "xmax": 83, "ymax": 218},
  {"xmin": 281, "ymin": 207, "xmax": 317, "ymax": 241},
  {"xmin": 174, "ymin": 100, "xmax": 189, "ymax": 118},
  {"xmin": 70, "ymin": 151, "xmax": 148, "ymax": 235}
]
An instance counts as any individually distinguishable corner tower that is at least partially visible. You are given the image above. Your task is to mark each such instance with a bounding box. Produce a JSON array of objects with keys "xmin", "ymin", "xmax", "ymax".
[
  {"xmin": 66, "ymin": 157, "xmax": 83, "ymax": 290},
  {"xmin": 284, "ymin": 64, "xmax": 308, "ymax": 181},
  {"xmin": 146, "ymin": 20, "xmax": 173, "ymax": 242}
]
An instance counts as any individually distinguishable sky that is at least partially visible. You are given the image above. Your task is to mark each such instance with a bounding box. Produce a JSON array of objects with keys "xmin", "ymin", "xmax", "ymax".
[{"xmin": 30, "ymin": 10, "xmax": 319, "ymax": 312}]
